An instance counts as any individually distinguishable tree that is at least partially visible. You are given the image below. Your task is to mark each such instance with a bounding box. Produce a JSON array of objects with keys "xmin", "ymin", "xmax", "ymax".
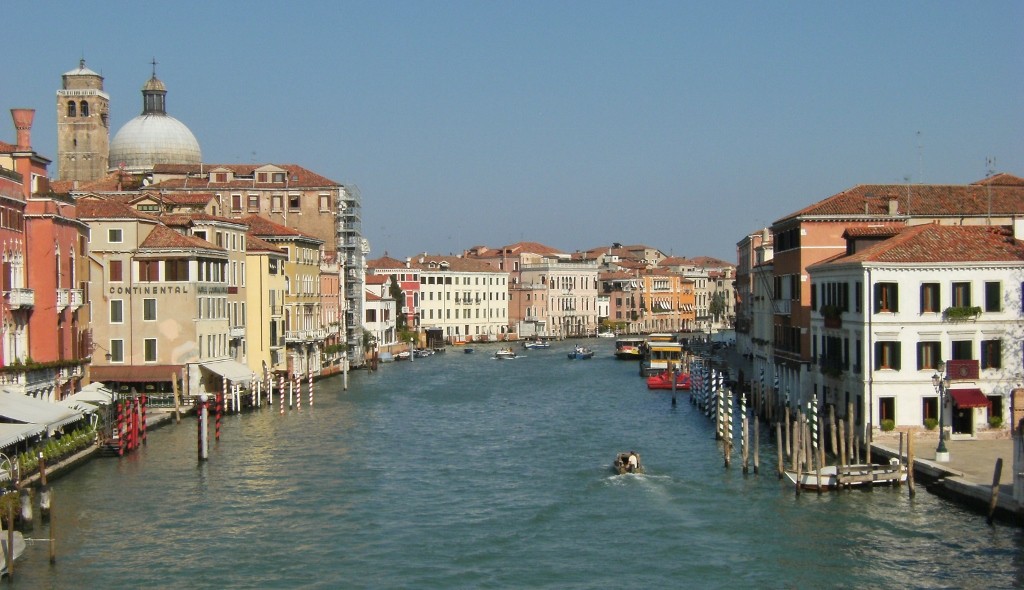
[
  {"xmin": 708, "ymin": 291, "xmax": 727, "ymax": 324},
  {"xmin": 389, "ymin": 275, "xmax": 407, "ymax": 331}
]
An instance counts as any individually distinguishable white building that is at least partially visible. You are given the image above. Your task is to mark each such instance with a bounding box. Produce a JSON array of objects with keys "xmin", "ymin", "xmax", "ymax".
[
  {"xmin": 807, "ymin": 223, "xmax": 1024, "ymax": 439},
  {"xmin": 411, "ymin": 254, "xmax": 510, "ymax": 343},
  {"xmin": 364, "ymin": 274, "xmax": 398, "ymax": 347}
]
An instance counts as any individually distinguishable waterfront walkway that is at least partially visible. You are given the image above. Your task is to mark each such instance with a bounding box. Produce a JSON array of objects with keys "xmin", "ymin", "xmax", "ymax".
[{"xmin": 713, "ymin": 342, "xmax": 1022, "ymax": 524}]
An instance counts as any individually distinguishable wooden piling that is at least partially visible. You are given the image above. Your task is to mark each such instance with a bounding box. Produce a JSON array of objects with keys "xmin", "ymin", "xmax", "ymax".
[
  {"xmin": 742, "ymin": 412, "xmax": 749, "ymax": 474},
  {"xmin": 784, "ymin": 407, "xmax": 791, "ymax": 463},
  {"xmin": 776, "ymin": 422, "xmax": 784, "ymax": 479},
  {"xmin": 987, "ymin": 458, "xmax": 1003, "ymax": 525},
  {"xmin": 811, "ymin": 423, "xmax": 822, "ymax": 494},
  {"xmin": 753, "ymin": 419, "xmax": 760, "ymax": 475},
  {"xmin": 829, "ymin": 404, "xmax": 837, "ymax": 456},
  {"xmin": 838, "ymin": 419, "xmax": 847, "ymax": 467},
  {"xmin": 171, "ymin": 372, "xmax": 181, "ymax": 423},
  {"xmin": 47, "ymin": 487, "xmax": 55, "ymax": 564},
  {"xmin": 907, "ymin": 432, "xmax": 916, "ymax": 497},
  {"xmin": 793, "ymin": 418, "xmax": 802, "ymax": 496},
  {"xmin": 6, "ymin": 501, "xmax": 14, "ymax": 580}
]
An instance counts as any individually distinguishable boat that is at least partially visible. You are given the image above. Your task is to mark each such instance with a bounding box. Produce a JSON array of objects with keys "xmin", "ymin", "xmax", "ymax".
[
  {"xmin": 464, "ymin": 347, "xmax": 475, "ymax": 354},
  {"xmin": 395, "ymin": 351, "xmax": 411, "ymax": 361},
  {"xmin": 784, "ymin": 460, "xmax": 907, "ymax": 490},
  {"xmin": 596, "ymin": 331, "xmax": 616, "ymax": 338},
  {"xmin": 494, "ymin": 348, "xmax": 517, "ymax": 360},
  {"xmin": 378, "ymin": 352, "xmax": 394, "ymax": 363},
  {"xmin": 0, "ymin": 529, "xmax": 26, "ymax": 577},
  {"xmin": 522, "ymin": 338, "xmax": 551, "ymax": 349},
  {"xmin": 567, "ymin": 345, "xmax": 594, "ymax": 360},
  {"xmin": 612, "ymin": 451, "xmax": 643, "ymax": 475},
  {"xmin": 413, "ymin": 348, "xmax": 433, "ymax": 358},
  {"xmin": 639, "ymin": 333, "xmax": 684, "ymax": 376},
  {"xmin": 646, "ymin": 370, "xmax": 691, "ymax": 390},
  {"xmin": 614, "ymin": 337, "xmax": 646, "ymax": 360}
]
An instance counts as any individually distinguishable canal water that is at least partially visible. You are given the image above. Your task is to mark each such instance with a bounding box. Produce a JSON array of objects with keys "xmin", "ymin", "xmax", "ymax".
[{"xmin": 12, "ymin": 340, "xmax": 1024, "ymax": 588}]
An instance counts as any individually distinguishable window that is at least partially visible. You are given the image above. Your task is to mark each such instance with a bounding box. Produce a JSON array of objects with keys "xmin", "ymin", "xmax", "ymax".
[
  {"xmin": 258, "ymin": 173, "xmax": 268, "ymax": 183},
  {"xmin": 144, "ymin": 339, "xmax": 157, "ymax": 362},
  {"xmin": 271, "ymin": 195, "xmax": 283, "ymax": 212},
  {"xmin": 166, "ymin": 260, "xmax": 188, "ymax": 281},
  {"xmin": 289, "ymin": 194, "xmax": 300, "ymax": 210},
  {"xmin": 248, "ymin": 195, "xmax": 259, "ymax": 211},
  {"xmin": 109, "ymin": 260, "xmax": 123, "ymax": 282},
  {"xmin": 139, "ymin": 260, "xmax": 159, "ymax": 281},
  {"xmin": 952, "ymin": 282, "xmax": 971, "ymax": 307},
  {"xmin": 922, "ymin": 397, "xmax": 938, "ymax": 423},
  {"xmin": 951, "ymin": 340, "xmax": 973, "ymax": 360},
  {"xmin": 143, "ymin": 298, "xmax": 157, "ymax": 321},
  {"xmin": 917, "ymin": 342, "xmax": 941, "ymax": 370},
  {"xmin": 108, "ymin": 228, "xmax": 123, "ymax": 243},
  {"xmin": 66, "ymin": 101, "xmax": 76, "ymax": 117},
  {"xmin": 984, "ymin": 282, "xmax": 1001, "ymax": 312},
  {"xmin": 273, "ymin": 172, "xmax": 286, "ymax": 183},
  {"xmin": 981, "ymin": 339, "xmax": 1002, "ymax": 369},
  {"xmin": 214, "ymin": 172, "xmax": 228, "ymax": 183},
  {"xmin": 319, "ymin": 194, "xmax": 330, "ymax": 211},
  {"xmin": 231, "ymin": 194, "xmax": 242, "ymax": 211},
  {"xmin": 920, "ymin": 283, "xmax": 940, "ymax": 313},
  {"xmin": 874, "ymin": 341, "xmax": 901, "ymax": 370},
  {"xmin": 875, "ymin": 283, "xmax": 898, "ymax": 312},
  {"xmin": 110, "ymin": 299, "xmax": 123, "ymax": 323},
  {"xmin": 80, "ymin": 101, "xmax": 89, "ymax": 117},
  {"xmin": 878, "ymin": 397, "xmax": 895, "ymax": 423},
  {"xmin": 109, "ymin": 339, "xmax": 124, "ymax": 363}
]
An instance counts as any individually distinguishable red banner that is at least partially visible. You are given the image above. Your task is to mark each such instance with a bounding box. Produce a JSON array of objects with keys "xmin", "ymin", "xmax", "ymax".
[{"xmin": 945, "ymin": 359, "xmax": 979, "ymax": 381}]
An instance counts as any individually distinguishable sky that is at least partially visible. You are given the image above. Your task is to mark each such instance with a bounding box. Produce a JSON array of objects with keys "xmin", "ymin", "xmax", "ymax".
[{"xmin": 3, "ymin": 1, "xmax": 1022, "ymax": 262}]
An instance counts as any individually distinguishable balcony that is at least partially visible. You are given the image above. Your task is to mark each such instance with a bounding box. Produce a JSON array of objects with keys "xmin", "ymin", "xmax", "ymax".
[
  {"xmin": 69, "ymin": 289, "xmax": 84, "ymax": 309},
  {"xmin": 772, "ymin": 299, "xmax": 791, "ymax": 315},
  {"xmin": 229, "ymin": 325, "xmax": 245, "ymax": 338},
  {"xmin": 56, "ymin": 289, "xmax": 69, "ymax": 311},
  {"xmin": 6, "ymin": 288, "xmax": 34, "ymax": 309}
]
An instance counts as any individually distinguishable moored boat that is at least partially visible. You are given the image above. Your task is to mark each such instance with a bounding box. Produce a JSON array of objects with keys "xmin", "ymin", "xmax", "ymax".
[
  {"xmin": 612, "ymin": 451, "xmax": 643, "ymax": 474},
  {"xmin": 784, "ymin": 460, "xmax": 906, "ymax": 490},
  {"xmin": 464, "ymin": 347, "xmax": 475, "ymax": 354},
  {"xmin": 596, "ymin": 330, "xmax": 616, "ymax": 338},
  {"xmin": 395, "ymin": 351, "xmax": 411, "ymax": 361},
  {"xmin": 646, "ymin": 370, "xmax": 691, "ymax": 390},
  {"xmin": 494, "ymin": 348, "xmax": 517, "ymax": 360},
  {"xmin": 567, "ymin": 345, "xmax": 594, "ymax": 359},
  {"xmin": 0, "ymin": 529, "xmax": 26, "ymax": 577}
]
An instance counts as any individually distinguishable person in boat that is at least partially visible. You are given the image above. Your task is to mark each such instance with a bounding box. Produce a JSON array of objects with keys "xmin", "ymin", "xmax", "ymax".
[{"xmin": 627, "ymin": 452, "xmax": 638, "ymax": 473}]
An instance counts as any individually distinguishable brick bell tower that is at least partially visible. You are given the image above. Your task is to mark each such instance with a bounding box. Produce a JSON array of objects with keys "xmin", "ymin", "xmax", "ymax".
[{"xmin": 57, "ymin": 59, "xmax": 110, "ymax": 182}]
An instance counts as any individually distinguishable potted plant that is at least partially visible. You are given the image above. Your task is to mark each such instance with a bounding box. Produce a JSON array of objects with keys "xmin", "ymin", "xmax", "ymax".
[
  {"xmin": 880, "ymin": 419, "xmax": 895, "ymax": 432},
  {"xmin": 942, "ymin": 306, "xmax": 982, "ymax": 322},
  {"xmin": 924, "ymin": 417, "xmax": 938, "ymax": 430},
  {"xmin": 989, "ymin": 415, "xmax": 1004, "ymax": 429}
]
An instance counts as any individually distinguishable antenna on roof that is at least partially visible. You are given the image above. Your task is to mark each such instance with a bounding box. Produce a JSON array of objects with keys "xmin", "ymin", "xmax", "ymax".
[
  {"xmin": 903, "ymin": 175, "xmax": 912, "ymax": 217},
  {"xmin": 916, "ymin": 131, "xmax": 923, "ymax": 184},
  {"xmin": 986, "ymin": 156, "xmax": 996, "ymax": 225}
]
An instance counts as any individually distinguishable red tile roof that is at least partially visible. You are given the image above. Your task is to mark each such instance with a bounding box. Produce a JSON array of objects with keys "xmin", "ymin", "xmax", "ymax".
[
  {"xmin": 150, "ymin": 163, "xmax": 340, "ymax": 188},
  {"xmin": 77, "ymin": 199, "xmax": 159, "ymax": 221},
  {"xmin": 777, "ymin": 181, "xmax": 1024, "ymax": 223},
  {"xmin": 365, "ymin": 274, "xmax": 389, "ymax": 285},
  {"xmin": 239, "ymin": 214, "xmax": 320, "ymax": 242},
  {"xmin": 367, "ymin": 255, "xmax": 410, "ymax": 270},
  {"xmin": 818, "ymin": 223, "xmax": 1024, "ymax": 266},
  {"xmin": 139, "ymin": 224, "xmax": 225, "ymax": 251},
  {"xmin": 410, "ymin": 254, "xmax": 506, "ymax": 273},
  {"xmin": 246, "ymin": 234, "xmax": 285, "ymax": 254},
  {"xmin": 496, "ymin": 241, "xmax": 564, "ymax": 255}
]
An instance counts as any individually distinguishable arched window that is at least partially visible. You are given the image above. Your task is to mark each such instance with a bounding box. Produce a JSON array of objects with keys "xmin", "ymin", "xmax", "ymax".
[
  {"xmin": 80, "ymin": 101, "xmax": 89, "ymax": 116},
  {"xmin": 67, "ymin": 101, "xmax": 76, "ymax": 117}
]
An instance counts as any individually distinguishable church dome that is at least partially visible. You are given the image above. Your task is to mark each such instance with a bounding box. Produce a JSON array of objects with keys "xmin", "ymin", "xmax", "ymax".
[{"xmin": 108, "ymin": 73, "xmax": 201, "ymax": 172}]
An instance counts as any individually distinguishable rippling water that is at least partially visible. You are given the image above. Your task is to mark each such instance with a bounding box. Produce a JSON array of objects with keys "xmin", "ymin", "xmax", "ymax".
[{"xmin": 13, "ymin": 340, "xmax": 1024, "ymax": 589}]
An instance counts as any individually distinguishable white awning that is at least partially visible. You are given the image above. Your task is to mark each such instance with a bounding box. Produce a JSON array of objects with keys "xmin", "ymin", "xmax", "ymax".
[
  {"xmin": 0, "ymin": 390, "xmax": 85, "ymax": 433},
  {"xmin": 0, "ymin": 422, "xmax": 44, "ymax": 449},
  {"xmin": 200, "ymin": 359, "xmax": 255, "ymax": 384},
  {"xmin": 62, "ymin": 382, "xmax": 114, "ymax": 405}
]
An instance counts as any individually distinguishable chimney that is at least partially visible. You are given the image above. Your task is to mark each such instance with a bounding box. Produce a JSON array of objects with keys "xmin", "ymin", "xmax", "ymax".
[
  {"xmin": 1014, "ymin": 216, "xmax": 1024, "ymax": 241},
  {"xmin": 10, "ymin": 109, "xmax": 35, "ymax": 150},
  {"xmin": 888, "ymin": 197, "xmax": 899, "ymax": 216}
]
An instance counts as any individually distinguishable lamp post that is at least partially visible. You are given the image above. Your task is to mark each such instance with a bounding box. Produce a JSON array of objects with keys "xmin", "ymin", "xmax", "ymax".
[{"xmin": 932, "ymin": 361, "xmax": 951, "ymax": 462}]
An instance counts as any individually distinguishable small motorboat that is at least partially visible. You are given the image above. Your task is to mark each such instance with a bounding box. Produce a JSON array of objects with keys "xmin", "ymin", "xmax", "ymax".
[
  {"xmin": 413, "ymin": 348, "xmax": 433, "ymax": 358},
  {"xmin": 646, "ymin": 371, "xmax": 691, "ymax": 390},
  {"xmin": 522, "ymin": 339, "xmax": 551, "ymax": 349},
  {"xmin": 494, "ymin": 348, "xmax": 517, "ymax": 360},
  {"xmin": 567, "ymin": 346, "xmax": 594, "ymax": 360},
  {"xmin": 596, "ymin": 331, "xmax": 616, "ymax": 338},
  {"xmin": 0, "ymin": 529, "xmax": 26, "ymax": 576},
  {"xmin": 464, "ymin": 347, "xmax": 475, "ymax": 354},
  {"xmin": 395, "ymin": 351, "xmax": 411, "ymax": 361},
  {"xmin": 612, "ymin": 451, "xmax": 643, "ymax": 475}
]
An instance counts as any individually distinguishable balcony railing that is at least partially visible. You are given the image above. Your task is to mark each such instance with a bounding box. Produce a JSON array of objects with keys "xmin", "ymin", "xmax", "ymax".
[
  {"xmin": 6, "ymin": 288, "xmax": 34, "ymax": 309},
  {"xmin": 70, "ymin": 289, "xmax": 84, "ymax": 309},
  {"xmin": 772, "ymin": 299, "xmax": 792, "ymax": 315},
  {"xmin": 229, "ymin": 325, "xmax": 245, "ymax": 338},
  {"xmin": 56, "ymin": 289, "xmax": 69, "ymax": 310}
]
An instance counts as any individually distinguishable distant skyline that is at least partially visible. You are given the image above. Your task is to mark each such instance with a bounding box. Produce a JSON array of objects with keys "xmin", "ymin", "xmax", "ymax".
[{"xmin": 3, "ymin": 2, "xmax": 1022, "ymax": 261}]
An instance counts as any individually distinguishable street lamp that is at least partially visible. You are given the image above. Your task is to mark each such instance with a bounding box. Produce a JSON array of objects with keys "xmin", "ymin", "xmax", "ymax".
[{"xmin": 931, "ymin": 361, "xmax": 951, "ymax": 462}]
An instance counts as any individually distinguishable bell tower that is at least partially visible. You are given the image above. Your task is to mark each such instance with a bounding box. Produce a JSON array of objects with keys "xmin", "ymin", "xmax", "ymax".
[{"xmin": 56, "ymin": 59, "xmax": 110, "ymax": 182}]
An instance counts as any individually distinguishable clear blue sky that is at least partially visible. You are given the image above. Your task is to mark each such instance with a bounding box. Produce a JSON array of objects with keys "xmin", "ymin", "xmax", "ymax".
[{"xmin": 4, "ymin": 1, "xmax": 1022, "ymax": 261}]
